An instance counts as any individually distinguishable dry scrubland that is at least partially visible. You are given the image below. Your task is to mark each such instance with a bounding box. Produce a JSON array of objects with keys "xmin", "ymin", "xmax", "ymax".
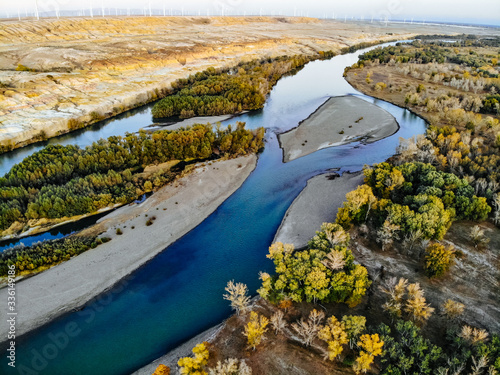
[{"xmin": 0, "ymin": 16, "xmax": 489, "ymax": 150}]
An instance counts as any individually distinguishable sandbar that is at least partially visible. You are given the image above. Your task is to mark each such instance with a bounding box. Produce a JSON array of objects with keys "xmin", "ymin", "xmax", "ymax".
[{"xmin": 278, "ymin": 96, "xmax": 399, "ymax": 162}]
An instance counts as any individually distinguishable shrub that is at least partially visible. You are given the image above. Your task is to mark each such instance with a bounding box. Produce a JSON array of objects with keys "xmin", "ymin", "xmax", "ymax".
[
  {"xmin": 424, "ymin": 242, "xmax": 455, "ymax": 278},
  {"xmin": 374, "ymin": 82, "xmax": 387, "ymax": 91}
]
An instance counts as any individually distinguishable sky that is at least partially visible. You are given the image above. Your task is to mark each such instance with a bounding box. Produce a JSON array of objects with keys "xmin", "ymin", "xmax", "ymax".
[{"xmin": 1, "ymin": 0, "xmax": 499, "ymax": 26}]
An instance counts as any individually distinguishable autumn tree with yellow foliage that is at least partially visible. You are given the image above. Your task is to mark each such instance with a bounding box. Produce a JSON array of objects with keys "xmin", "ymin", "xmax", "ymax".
[
  {"xmin": 424, "ymin": 242, "xmax": 455, "ymax": 278},
  {"xmin": 243, "ymin": 311, "xmax": 269, "ymax": 350},
  {"xmin": 178, "ymin": 342, "xmax": 210, "ymax": 375},
  {"xmin": 318, "ymin": 315, "xmax": 349, "ymax": 360},
  {"xmin": 380, "ymin": 277, "xmax": 434, "ymax": 325},
  {"xmin": 353, "ymin": 334, "xmax": 384, "ymax": 374}
]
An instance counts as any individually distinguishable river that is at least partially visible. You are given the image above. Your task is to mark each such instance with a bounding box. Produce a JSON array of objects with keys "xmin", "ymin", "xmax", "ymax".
[{"xmin": 0, "ymin": 42, "xmax": 427, "ymax": 375}]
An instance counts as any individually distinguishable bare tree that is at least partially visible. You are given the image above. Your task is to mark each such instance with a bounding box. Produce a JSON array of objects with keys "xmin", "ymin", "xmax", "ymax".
[
  {"xmin": 377, "ymin": 220, "xmax": 400, "ymax": 251},
  {"xmin": 493, "ymin": 194, "xmax": 500, "ymax": 226},
  {"xmin": 291, "ymin": 309, "xmax": 325, "ymax": 346},
  {"xmin": 223, "ymin": 280, "xmax": 250, "ymax": 315},
  {"xmin": 469, "ymin": 225, "xmax": 490, "ymax": 250},
  {"xmin": 208, "ymin": 358, "xmax": 252, "ymax": 375},
  {"xmin": 322, "ymin": 250, "xmax": 346, "ymax": 271},
  {"xmin": 270, "ymin": 310, "xmax": 286, "ymax": 335}
]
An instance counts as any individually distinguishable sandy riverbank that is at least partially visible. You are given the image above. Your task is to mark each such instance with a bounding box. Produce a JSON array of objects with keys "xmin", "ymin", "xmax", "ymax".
[
  {"xmin": 146, "ymin": 113, "xmax": 237, "ymax": 131},
  {"xmin": 274, "ymin": 171, "xmax": 364, "ymax": 249},
  {"xmin": 0, "ymin": 154, "xmax": 257, "ymax": 339},
  {"xmin": 278, "ymin": 96, "xmax": 399, "ymax": 162}
]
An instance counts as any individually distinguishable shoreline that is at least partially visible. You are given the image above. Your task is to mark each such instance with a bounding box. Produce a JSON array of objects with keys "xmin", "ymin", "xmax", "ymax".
[
  {"xmin": 344, "ymin": 73, "xmax": 435, "ymax": 127},
  {"xmin": 0, "ymin": 154, "xmax": 257, "ymax": 340},
  {"xmin": 278, "ymin": 95, "xmax": 400, "ymax": 163},
  {"xmin": 273, "ymin": 171, "xmax": 365, "ymax": 249},
  {"xmin": 132, "ymin": 324, "xmax": 224, "ymax": 375},
  {"xmin": 0, "ymin": 204, "xmax": 121, "ymax": 243}
]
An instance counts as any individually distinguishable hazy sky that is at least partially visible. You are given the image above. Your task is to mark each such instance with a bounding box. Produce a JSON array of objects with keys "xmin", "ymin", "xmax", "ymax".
[{"xmin": 1, "ymin": 0, "xmax": 499, "ymax": 26}]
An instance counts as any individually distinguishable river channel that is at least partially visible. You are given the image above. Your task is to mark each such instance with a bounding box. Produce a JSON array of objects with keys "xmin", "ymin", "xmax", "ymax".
[{"xmin": 0, "ymin": 42, "xmax": 427, "ymax": 375}]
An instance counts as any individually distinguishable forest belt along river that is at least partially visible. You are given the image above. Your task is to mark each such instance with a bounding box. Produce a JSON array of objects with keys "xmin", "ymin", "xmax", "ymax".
[{"xmin": 0, "ymin": 42, "xmax": 427, "ymax": 375}]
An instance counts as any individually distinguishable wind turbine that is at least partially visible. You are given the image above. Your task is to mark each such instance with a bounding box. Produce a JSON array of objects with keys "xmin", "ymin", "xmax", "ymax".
[{"xmin": 35, "ymin": 0, "xmax": 40, "ymax": 20}]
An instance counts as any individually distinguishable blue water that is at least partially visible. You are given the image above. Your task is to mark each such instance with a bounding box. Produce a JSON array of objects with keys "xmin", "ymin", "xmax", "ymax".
[
  {"xmin": 0, "ymin": 211, "xmax": 113, "ymax": 252},
  {"xmin": 0, "ymin": 106, "xmax": 154, "ymax": 177},
  {"xmin": 0, "ymin": 42, "xmax": 426, "ymax": 375}
]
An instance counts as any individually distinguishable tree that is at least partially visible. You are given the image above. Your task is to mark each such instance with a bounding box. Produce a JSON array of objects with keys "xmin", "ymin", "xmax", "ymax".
[
  {"xmin": 322, "ymin": 250, "xmax": 346, "ymax": 271},
  {"xmin": 223, "ymin": 281, "xmax": 250, "ymax": 315},
  {"xmin": 469, "ymin": 225, "xmax": 490, "ymax": 250},
  {"xmin": 405, "ymin": 282, "xmax": 435, "ymax": 325},
  {"xmin": 376, "ymin": 220, "xmax": 400, "ymax": 251},
  {"xmin": 291, "ymin": 309, "xmax": 325, "ymax": 346},
  {"xmin": 379, "ymin": 277, "xmax": 408, "ymax": 319},
  {"xmin": 152, "ymin": 364, "xmax": 170, "ymax": 375},
  {"xmin": 380, "ymin": 277, "xmax": 434, "ymax": 324},
  {"xmin": 318, "ymin": 315, "xmax": 348, "ymax": 360},
  {"xmin": 342, "ymin": 315, "xmax": 367, "ymax": 348},
  {"xmin": 374, "ymin": 82, "xmax": 387, "ymax": 91},
  {"xmin": 208, "ymin": 359, "xmax": 252, "ymax": 375},
  {"xmin": 243, "ymin": 311, "xmax": 269, "ymax": 350},
  {"xmin": 376, "ymin": 320, "xmax": 443, "ymax": 375},
  {"xmin": 321, "ymin": 222, "xmax": 350, "ymax": 247},
  {"xmin": 424, "ymin": 242, "xmax": 455, "ymax": 278},
  {"xmin": 492, "ymin": 193, "xmax": 500, "ymax": 226},
  {"xmin": 441, "ymin": 299, "xmax": 465, "ymax": 321},
  {"xmin": 259, "ymin": 238, "xmax": 370, "ymax": 306},
  {"xmin": 353, "ymin": 334, "xmax": 384, "ymax": 374},
  {"xmin": 178, "ymin": 342, "xmax": 210, "ymax": 375},
  {"xmin": 143, "ymin": 180, "xmax": 153, "ymax": 192},
  {"xmin": 336, "ymin": 185, "xmax": 377, "ymax": 227},
  {"xmin": 270, "ymin": 310, "xmax": 286, "ymax": 335},
  {"xmin": 460, "ymin": 325, "xmax": 489, "ymax": 345}
]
